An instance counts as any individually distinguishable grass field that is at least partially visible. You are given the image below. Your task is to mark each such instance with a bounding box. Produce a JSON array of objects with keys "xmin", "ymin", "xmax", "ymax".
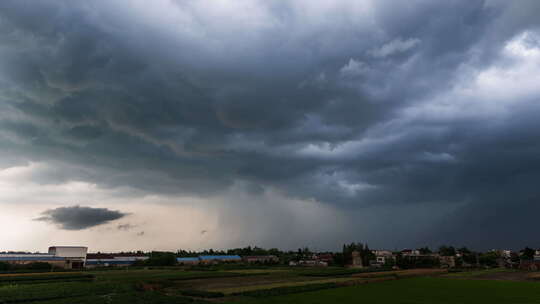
[
  {"xmin": 0, "ymin": 267, "xmax": 539, "ymax": 303},
  {"xmin": 230, "ymin": 277, "xmax": 540, "ymax": 304}
]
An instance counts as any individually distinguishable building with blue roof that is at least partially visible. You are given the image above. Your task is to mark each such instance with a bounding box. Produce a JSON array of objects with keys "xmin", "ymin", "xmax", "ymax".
[
  {"xmin": 198, "ymin": 255, "xmax": 241, "ymax": 264},
  {"xmin": 0, "ymin": 254, "xmax": 68, "ymax": 268},
  {"xmin": 176, "ymin": 257, "xmax": 200, "ymax": 265}
]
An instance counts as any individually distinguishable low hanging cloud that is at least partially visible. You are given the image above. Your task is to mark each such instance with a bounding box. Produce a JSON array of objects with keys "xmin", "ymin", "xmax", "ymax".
[{"xmin": 35, "ymin": 206, "xmax": 128, "ymax": 230}]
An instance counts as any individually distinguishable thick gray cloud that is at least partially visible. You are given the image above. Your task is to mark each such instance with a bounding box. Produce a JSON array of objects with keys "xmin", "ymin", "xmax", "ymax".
[
  {"xmin": 35, "ymin": 206, "xmax": 128, "ymax": 230},
  {"xmin": 2, "ymin": 0, "xmax": 540, "ymax": 250}
]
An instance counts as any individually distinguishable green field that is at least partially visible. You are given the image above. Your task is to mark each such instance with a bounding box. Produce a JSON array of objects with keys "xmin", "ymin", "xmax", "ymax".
[
  {"xmin": 1, "ymin": 267, "xmax": 539, "ymax": 304},
  {"xmin": 231, "ymin": 277, "xmax": 540, "ymax": 304}
]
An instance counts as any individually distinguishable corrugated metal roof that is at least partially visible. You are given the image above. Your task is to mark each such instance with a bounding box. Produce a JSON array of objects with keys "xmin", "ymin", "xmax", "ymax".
[
  {"xmin": 0, "ymin": 256, "xmax": 65, "ymax": 261},
  {"xmin": 177, "ymin": 257, "xmax": 200, "ymax": 261},
  {"xmin": 86, "ymin": 260, "xmax": 133, "ymax": 265},
  {"xmin": 199, "ymin": 255, "xmax": 241, "ymax": 260}
]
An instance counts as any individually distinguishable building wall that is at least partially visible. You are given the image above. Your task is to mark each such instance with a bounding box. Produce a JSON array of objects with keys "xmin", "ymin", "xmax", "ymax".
[
  {"xmin": 48, "ymin": 246, "xmax": 88, "ymax": 260},
  {"xmin": 1, "ymin": 259, "xmax": 67, "ymax": 268}
]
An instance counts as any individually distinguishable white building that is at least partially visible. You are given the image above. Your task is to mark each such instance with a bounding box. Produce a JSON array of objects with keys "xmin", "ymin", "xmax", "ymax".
[
  {"xmin": 48, "ymin": 246, "xmax": 88, "ymax": 269},
  {"xmin": 0, "ymin": 246, "xmax": 88, "ymax": 269}
]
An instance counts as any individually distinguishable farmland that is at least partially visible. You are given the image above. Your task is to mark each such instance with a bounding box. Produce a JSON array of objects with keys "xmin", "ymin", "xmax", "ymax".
[{"xmin": 0, "ymin": 267, "xmax": 539, "ymax": 303}]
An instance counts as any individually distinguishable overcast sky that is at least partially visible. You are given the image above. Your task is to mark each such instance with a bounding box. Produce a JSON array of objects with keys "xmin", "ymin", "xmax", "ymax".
[{"xmin": 1, "ymin": 0, "xmax": 540, "ymax": 253}]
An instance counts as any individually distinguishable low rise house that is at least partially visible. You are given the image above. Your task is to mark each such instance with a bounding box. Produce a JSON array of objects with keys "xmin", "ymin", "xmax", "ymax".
[
  {"xmin": 48, "ymin": 246, "xmax": 87, "ymax": 269},
  {"xmin": 316, "ymin": 253, "xmax": 334, "ymax": 264},
  {"xmin": 439, "ymin": 255, "xmax": 456, "ymax": 268},
  {"xmin": 289, "ymin": 259, "xmax": 328, "ymax": 267},
  {"xmin": 349, "ymin": 250, "xmax": 364, "ymax": 268},
  {"xmin": 373, "ymin": 250, "xmax": 394, "ymax": 265},
  {"xmin": 86, "ymin": 254, "xmax": 148, "ymax": 268},
  {"xmin": 519, "ymin": 258, "xmax": 540, "ymax": 271},
  {"xmin": 242, "ymin": 255, "xmax": 279, "ymax": 264},
  {"xmin": 0, "ymin": 246, "xmax": 88, "ymax": 269},
  {"xmin": 401, "ymin": 249, "xmax": 421, "ymax": 257}
]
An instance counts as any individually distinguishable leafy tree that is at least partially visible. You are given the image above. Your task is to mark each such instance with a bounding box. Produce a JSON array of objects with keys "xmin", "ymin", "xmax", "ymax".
[
  {"xmin": 439, "ymin": 245, "xmax": 456, "ymax": 256},
  {"xmin": 510, "ymin": 252, "xmax": 520, "ymax": 263},
  {"xmin": 479, "ymin": 251, "xmax": 499, "ymax": 267},
  {"xmin": 457, "ymin": 247, "xmax": 471, "ymax": 255},
  {"xmin": 332, "ymin": 252, "xmax": 345, "ymax": 266},
  {"xmin": 341, "ymin": 242, "xmax": 374, "ymax": 266},
  {"xmin": 521, "ymin": 247, "xmax": 536, "ymax": 260},
  {"xmin": 145, "ymin": 251, "xmax": 177, "ymax": 266},
  {"xmin": 0, "ymin": 262, "xmax": 11, "ymax": 271},
  {"xmin": 418, "ymin": 247, "xmax": 432, "ymax": 255}
]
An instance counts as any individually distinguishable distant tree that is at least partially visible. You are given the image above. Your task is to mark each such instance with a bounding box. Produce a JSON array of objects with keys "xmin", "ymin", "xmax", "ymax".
[
  {"xmin": 145, "ymin": 251, "xmax": 177, "ymax": 266},
  {"xmin": 332, "ymin": 252, "xmax": 345, "ymax": 266},
  {"xmin": 0, "ymin": 262, "xmax": 11, "ymax": 271},
  {"xmin": 341, "ymin": 242, "xmax": 374, "ymax": 266},
  {"xmin": 439, "ymin": 246, "xmax": 456, "ymax": 256},
  {"xmin": 521, "ymin": 247, "xmax": 535, "ymax": 260},
  {"xmin": 268, "ymin": 248, "xmax": 281, "ymax": 256},
  {"xmin": 510, "ymin": 252, "xmax": 520, "ymax": 264},
  {"xmin": 457, "ymin": 247, "xmax": 471, "ymax": 255},
  {"xmin": 418, "ymin": 247, "xmax": 432, "ymax": 255},
  {"xmin": 479, "ymin": 251, "xmax": 498, "ymax": 267}
]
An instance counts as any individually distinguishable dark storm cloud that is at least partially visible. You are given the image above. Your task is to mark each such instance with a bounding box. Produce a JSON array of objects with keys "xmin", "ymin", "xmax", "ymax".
[
  {"xmin": 35, "ymin": 206, "xmax": 128, "ymax": 230},
  {"xmin": 2, "ymin": 0, "xmax": 540, "ymax": 249}
]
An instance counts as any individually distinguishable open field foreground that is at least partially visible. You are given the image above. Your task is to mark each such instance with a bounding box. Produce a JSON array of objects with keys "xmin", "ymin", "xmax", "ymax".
[
  {"xmin": 0, "ymin": 267, "xmax": 539, "ymax": 303},
  {"xmin": 232, "ymin": 277, "xmax": 540, "ymax": 304}
]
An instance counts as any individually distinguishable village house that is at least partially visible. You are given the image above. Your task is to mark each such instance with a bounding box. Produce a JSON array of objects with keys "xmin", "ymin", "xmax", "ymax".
[
  {"xmin": 372, "ymin": 250, "xmax": 394, "ymax": 266},
  {"xmin": 242, "ymin": 255, "xmax": 279, "ymax": 264}
]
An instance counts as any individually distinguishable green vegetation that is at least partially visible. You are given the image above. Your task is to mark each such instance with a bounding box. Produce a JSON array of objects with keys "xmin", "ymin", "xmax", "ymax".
[
  {"xmin": 0, "ymin": 262, "xmax": 62, "ymax": 273},
  {"xmin": 0, "ymin": 267, "xmax": 539, "ymax": 304},
  {"xmin": 0, "ymin": 273, "xmax": 94, "ymax": 284},
  {"xmin": 231, "ymin": 277, "xmax": 540, "ymax": 304}
]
